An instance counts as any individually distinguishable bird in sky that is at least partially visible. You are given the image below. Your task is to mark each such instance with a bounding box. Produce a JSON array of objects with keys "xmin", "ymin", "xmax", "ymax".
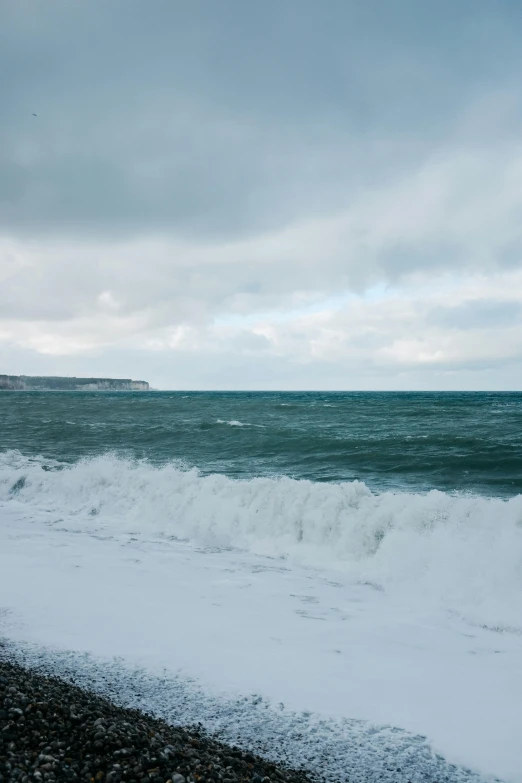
[{"xmin": 32, "ymin": 113, "xmax": 37, "ymax": 116}]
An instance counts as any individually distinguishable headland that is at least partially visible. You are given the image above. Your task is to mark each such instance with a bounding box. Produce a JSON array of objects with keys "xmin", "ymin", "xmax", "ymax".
[{"xmin": 0, "ymin": 375, "xmax": 149, "ymax": 391}]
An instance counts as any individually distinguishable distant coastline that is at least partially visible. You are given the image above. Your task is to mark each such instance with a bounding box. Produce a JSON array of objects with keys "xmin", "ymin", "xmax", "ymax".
[{"xmin": 0, "ymin": 374, "xmax": 149, "ymax": 391}]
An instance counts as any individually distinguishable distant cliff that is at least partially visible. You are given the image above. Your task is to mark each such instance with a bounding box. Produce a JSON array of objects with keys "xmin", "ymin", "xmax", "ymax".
[{"xmin": 0, "ymin": 375, "xmax": 149, "ymax": 391}]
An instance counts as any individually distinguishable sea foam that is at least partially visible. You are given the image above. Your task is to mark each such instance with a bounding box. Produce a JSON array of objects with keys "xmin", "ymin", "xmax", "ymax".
[{"xmin": 1, "ymin": 450, "xmax": 521, "ymax": 629}]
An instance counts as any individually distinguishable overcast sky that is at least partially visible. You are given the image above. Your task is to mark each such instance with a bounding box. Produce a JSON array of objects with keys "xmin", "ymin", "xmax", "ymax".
[{"xmin": 2, "ymin": 0, "xmax": 522, "ymax": 389}]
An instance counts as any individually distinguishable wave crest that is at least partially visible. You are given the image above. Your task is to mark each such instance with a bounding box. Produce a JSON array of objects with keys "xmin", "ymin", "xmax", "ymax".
[{"xmin": 1, "ymin": 450, "xmax": 522, "ymax": 627}]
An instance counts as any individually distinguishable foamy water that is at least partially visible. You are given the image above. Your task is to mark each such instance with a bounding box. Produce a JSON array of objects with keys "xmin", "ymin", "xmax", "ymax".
[
  {"xmin": 1, "ymin": 450, "xmax": 521, "ymax": 782},
  {"xmin": 1, "ymin": 391, "xmax": 522, "ymax": 782},
  {"xmin": 1, "ymin": 451, "xmax": 521, "ymax": 630}
]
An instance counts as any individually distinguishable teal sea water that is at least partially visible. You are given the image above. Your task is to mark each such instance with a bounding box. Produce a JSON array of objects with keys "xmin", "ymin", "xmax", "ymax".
[
  {"xmin": 1, "ymin": 390, "xmax": 521, "ymax": 495},
  {"xmin": 1, "ymin": 391, "xmax": 522, "ymax": 783}
]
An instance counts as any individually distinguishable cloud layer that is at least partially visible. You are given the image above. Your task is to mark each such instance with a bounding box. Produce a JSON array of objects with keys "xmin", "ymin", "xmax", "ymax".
[{"xmin": 2, "ymin": 0, "xmax": 522, "ymax": 388}]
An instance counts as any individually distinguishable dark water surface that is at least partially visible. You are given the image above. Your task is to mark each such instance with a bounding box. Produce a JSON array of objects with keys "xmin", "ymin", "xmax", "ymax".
[{"xmin": 1, "ymin": 391, "xmax": 521, "ymax": 495}]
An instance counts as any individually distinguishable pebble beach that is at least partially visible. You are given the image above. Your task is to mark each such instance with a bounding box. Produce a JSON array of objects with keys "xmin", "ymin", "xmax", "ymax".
[{"xmin": 0, "ymin": 661, "xmax": 313, "ymax": 783}]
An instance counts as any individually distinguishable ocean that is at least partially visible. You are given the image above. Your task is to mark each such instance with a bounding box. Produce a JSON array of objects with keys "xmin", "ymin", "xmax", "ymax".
[
  {"xmin": 1, "ymin": 391, "xmax": 521, "ymax": 783},
  {"xmin": 3, "ymin": 390, "xmax": 522, "ymax": 493}
]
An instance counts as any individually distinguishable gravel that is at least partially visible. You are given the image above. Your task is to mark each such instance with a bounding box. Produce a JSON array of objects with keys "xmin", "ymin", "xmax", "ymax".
[{"xmin": 0, "ymin": 662, "xmax": 316, "ymax": 783}]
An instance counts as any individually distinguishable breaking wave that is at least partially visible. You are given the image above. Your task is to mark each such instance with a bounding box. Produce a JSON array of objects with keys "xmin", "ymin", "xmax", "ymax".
[
  {"xmin": 216, "ymin": 419, "xmax": 265, "ymax": 428},
  {"xmin": 1, "ymin": 450, "xmax": 521, "ymax": 628}
]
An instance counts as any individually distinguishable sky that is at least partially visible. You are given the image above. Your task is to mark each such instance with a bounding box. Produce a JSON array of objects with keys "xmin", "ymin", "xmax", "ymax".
[{"xmin": 2, "ymin": 0, "xmax": 522, "ymax": 390}]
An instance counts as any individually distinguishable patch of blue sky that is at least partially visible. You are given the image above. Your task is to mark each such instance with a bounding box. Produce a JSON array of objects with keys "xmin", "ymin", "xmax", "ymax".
[{"xmin": 214, "ymin": 284, "xmax": 395, "ymax": 328}]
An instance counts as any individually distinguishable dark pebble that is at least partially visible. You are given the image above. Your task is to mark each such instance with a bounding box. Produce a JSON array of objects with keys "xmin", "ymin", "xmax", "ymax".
[{"xmin": 0, "ymin": 662, "xmax": 316, "ymax": 783}]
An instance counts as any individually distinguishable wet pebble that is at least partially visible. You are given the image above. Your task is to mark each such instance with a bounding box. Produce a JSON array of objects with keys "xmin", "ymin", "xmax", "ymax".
[{"xmin": 0, "ymin": 662, "xmax": 316, "ymax": 783}]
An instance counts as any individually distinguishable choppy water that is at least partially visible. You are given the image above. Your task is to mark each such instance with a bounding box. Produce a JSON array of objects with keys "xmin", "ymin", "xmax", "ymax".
[
  {"xmin": 1, "ymin": 390, "xmax": 522, "ymax": 782},
  {"xmin": 2, "ymin": 390, "xmax": 522, "ymax": 495}
]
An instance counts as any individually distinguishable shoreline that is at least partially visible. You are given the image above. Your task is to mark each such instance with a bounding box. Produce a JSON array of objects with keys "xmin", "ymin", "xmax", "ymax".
[
  {"xmin": 0, "ymin": 660, "xmax": 314, "ymax": 783},
  {"xmin": 0, "ymin": 639, "xmax": 496, "ymax": 783}
]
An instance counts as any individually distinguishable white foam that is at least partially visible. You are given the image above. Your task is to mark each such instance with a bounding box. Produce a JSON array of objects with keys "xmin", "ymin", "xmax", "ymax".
[
  {"xmin": 216, "ymin": 419, "xmax": 264, "ymax": 428},
  {"xmin": 1, "ymin": 450, "xmax": 521, "ymax": 630},
  {"xmin": 1, "ymin": 500, "xmax": 520, "ymax": 782}
]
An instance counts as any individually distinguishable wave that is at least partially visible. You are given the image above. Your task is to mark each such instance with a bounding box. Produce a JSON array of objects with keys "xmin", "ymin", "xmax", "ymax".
[
  {"xmin": 1, "ymin": 450, "xmax": 521, "ymax": 628},
  {"xmin": 216, "ymin": 419, "xmax": 265, "ymax": 428}
]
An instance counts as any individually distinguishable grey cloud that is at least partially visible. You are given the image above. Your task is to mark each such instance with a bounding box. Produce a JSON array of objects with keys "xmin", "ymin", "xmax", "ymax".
[
  {"xmin": 2, "ymin": 0, "xmax": 522, "ymax": 241},
  {"xmin": 428, "ymin": 300, "xmax": 522, "ymax": 330},
  {"xmin": 3, "ymin": 1, "xmax": 522, "ymax": 388}
]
